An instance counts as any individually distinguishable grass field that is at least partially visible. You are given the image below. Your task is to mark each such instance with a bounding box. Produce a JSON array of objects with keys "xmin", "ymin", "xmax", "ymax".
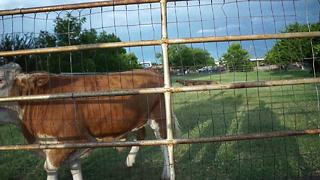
[{"xmin": 1, "ymin": 70, "xmax": 320, "ymax": 179}]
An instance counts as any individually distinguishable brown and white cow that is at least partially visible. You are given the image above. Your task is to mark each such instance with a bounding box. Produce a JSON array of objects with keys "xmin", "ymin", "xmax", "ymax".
[{"xmin": 0, "ymin": 62, "xmax": 179, "ymax": 180}]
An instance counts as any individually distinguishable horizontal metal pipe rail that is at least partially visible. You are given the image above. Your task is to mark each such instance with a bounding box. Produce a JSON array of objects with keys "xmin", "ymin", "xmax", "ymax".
[
  {"xmin": 0, "ymin": 40, "xmax": 162, "ymax": 57},
  {"xmin": 0, "ymin": 128, "xmax": 319, "ymax": 150},
  {"xmin": 0, "ymin": 32, "xmax": 319, "ymax": 57},
  {"xmin": 0, "ymin": 0, "xmax": 161, "ymax": 16},
  {"xmin": 0, "ymin": 77, "xmax": 319, "ymax": 102}
]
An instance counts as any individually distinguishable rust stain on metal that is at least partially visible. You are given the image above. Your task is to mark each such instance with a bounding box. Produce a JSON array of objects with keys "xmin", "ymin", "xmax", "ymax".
[
  {"xmin": 0, "ymin": 77, "xmax": 318, "ymax": 102},
  {"xmin": 0, "ymin": 0, "xmax": 162, "ymax": 16},
  {"xmin": 0, "ymin": 32, "xmax": 319, "ymax": 57},
  {"xmin": 0, "ymin": 128, "xmax": 320, "ymax": 150}
]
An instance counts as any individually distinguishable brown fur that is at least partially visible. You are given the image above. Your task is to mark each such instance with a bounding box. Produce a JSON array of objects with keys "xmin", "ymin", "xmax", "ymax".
[{"xmin": 11, "ymin": 70, "xmax": 166, "ymax": 168}]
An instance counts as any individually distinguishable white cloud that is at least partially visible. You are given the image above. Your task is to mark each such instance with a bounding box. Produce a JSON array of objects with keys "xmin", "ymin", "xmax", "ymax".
[
  {"xmin": 197, "ymin": 29, "xmax": 215, "ymax": 34},
  {"xmin": 197, "ymin": 24, "xmax": 239, "ymax": 34},
  {"xmin": 0, "ymin": 0, "xmax": 23, "ymax": 9}
]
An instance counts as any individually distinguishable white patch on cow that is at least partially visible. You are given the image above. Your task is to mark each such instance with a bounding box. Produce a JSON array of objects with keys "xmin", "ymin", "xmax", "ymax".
[
  {"xmin": 15, "ymin": 73, "xmax": 28, "ymax": 81},
  {"xmin": 148, "ymin": 119, "xmax": 161, "ymax": 138},
  {"xmin": 126, "ymin": 146, "xmax": 140, "ymax": 167},
  {"xmin": 18, "ymin": 107, "xmax": 24, "ymax": 121},
  {"xmin": 148, "ymin": 119, "xmax": 170, "ymax": 179},
  {"xmin": 44, "ymin": 150, "xmax": 58, "ymax": 180},
  {"xmin": 70, "ymin": 161, "xmax": 83, "ymax": 180},
  {"xmin": 38, "ymin": 133, "xmax": 85, "ymax": 180},
  {"xmin": 37, "ymin": 134, "xmax": 59, "ymax": 144}
]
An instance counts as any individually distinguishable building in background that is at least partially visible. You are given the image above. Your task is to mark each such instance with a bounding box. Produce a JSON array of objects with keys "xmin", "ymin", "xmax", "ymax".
[{"xmin": 139, "ymin": 61, "xmax": 152, "ymax": 69}]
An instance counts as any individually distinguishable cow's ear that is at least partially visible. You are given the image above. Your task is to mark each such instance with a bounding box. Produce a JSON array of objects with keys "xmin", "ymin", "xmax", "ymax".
[{"xmin": 34, "ymin": 73, "xmax": 49, "ymax": 87}]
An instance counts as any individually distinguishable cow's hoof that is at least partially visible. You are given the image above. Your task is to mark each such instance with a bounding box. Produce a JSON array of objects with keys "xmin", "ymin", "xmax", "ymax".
[
  {"xmin": 161, "ymin": 176, "xmax": 170, "ymax": 180},
  {"xmin": 126, "ymin": 157, "xmax": 135, "ymax": 167},
  {"xmin": 161, "ymin": 173, "xmax": 170, "ymax": 180}
]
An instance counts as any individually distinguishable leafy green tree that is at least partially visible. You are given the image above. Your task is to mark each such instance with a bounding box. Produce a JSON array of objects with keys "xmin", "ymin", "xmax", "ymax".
[
  {"xmin": 156, "ymin": 44, "xmax": 214, "ymax": 73},
  {"xmin": 79, "ymin": 29, "xmax": 97, "ymax": 44},
  {"xmin": 0, "ymin": 13, "xmax": 140, "ymax": 73},
  {"xmin": 54, "ymin": 14, "xmax": 85, "ymax": 46},
  {"xmin": 221, "ymin": 43, "xmax": 252, "ymax": 72},
  {"xmin": 315, "ymin": 44, "xmax": 320, "ymax": 57},
  {"xmin": 36, "ymin": 31, "xmax": 56, "ymax": 48},
  {"xmin": 0, "ymin": 34, "xmax": 36, "ymax": 70},
  {"xmin": 265, "ymin": 22, "xmax": 320, "ymax": 71},
  {"xmin": 49, "ymin": 14, "xmax": 140, "ymax": 73}
]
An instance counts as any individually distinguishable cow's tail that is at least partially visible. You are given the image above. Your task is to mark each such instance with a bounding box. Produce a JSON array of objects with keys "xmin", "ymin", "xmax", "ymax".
[{"xmin": 172, "ymin": 112, "xmax": 181, "ymax": 138}]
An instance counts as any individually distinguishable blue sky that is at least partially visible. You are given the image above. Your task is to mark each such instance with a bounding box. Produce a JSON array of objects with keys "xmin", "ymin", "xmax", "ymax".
[{"xmin": 0, "ymin": 0, "xmax": 319, "ymax": 63}]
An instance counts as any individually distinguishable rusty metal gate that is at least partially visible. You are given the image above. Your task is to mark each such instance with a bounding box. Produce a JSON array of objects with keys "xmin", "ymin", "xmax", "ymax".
[{"xmin": 0, "ymin": 0, "xmax": 320, "ymax": 179}]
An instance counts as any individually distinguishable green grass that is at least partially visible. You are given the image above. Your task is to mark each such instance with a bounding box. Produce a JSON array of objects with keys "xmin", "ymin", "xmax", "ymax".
[
  {"xmin": 172, "ymin": 70, "xmax": 320, "ymax": 179},
  {"xmin": 171, "ymin": 70, "xmax": 314, "ymax": 84},
  {"xmin": 1, "ymin": 70, "xmax": 320, "ymax": 179}
]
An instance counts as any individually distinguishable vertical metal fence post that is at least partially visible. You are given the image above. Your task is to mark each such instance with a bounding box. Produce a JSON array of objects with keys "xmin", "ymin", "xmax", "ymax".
[{"xmin": 160, "ymin": 0, "xmax": 175, "ymax": 179}]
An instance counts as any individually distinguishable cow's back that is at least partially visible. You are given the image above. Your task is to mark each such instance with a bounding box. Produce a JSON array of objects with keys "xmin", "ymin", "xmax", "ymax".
[{"xmin": 19, "ymin": 70, "xmax": 164, "ymax": 141}]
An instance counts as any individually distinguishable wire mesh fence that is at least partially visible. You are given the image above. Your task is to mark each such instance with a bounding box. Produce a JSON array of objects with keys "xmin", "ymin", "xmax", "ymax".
[{"xmin": 0, "ymin": 0, "xmax": 319, "ymax": 179}]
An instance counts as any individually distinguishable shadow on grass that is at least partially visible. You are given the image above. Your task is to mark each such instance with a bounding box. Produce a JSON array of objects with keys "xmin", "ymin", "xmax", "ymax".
[
  {"xmin": 71, "ymin": 93, "xmax": 245, "ymax": 180},
  {"xmin": 174, "ymin": 96, "xmax": 315, "ymax": 179},
  {"xmin": 214, "ymin": 101, "xmax": 314, "ymax": 179},
  {"xmin": 0, "ymin": 94, "xmax": 318, "ymax": 179},
  {"xmin": 173, "ymin": 94, "xmax": 244, "ymax": 179},
  {"xmin": 269, "ymin": 70, "xmax": 314, "ymax": 79}
]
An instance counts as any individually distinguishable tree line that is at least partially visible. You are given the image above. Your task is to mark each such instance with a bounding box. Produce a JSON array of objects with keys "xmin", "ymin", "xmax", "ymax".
[
  {"xmin": 0, "ymin": 13, "xmax": 319, "ymax": 73},
  {"xmin": 265, "ymin": 22, "xmax": 320, "ymax": 71},
  {"xmin": 0, "ymin": 14, "xmax": 140, "ymax": 73}
]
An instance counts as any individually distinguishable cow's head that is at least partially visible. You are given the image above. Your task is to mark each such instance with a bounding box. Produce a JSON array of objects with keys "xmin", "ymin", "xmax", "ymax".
[
  {"xmin": 0, "ymin": 62, "xmax": 22, "ymax": 97},
  {"xmin": 0, "ymin": 63, "xmax": 22, "ymax": 124}
]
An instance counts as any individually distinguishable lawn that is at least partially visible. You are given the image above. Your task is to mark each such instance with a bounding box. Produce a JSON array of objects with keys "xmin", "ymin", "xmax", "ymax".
[
  {"xmin": 172, "ymin": 70, "xmax": 320, "ymax": 179},
  {"xmin": 0, "ymin": 70, "xmax": 320, "ymax": 179}
]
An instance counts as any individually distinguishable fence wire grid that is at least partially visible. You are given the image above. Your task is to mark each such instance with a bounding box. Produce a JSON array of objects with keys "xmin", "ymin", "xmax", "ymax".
[{"xmin": 0, "ymin": 0, "xmax": 320, "ymax": 179}]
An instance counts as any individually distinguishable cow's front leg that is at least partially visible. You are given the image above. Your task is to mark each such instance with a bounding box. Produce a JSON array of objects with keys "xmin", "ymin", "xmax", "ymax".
[
  {"xmin": 70, "ymin": 161, "xmax": 83, "ymax": 180},
  {"xmin": 43, "ymin": 149, "xmax": 75, "ymax": 180},
  {"xmin": 44, "ymin": 157, "xmax": 58, "ymax": 180},
  {"xmin": 126, "ymin": 127, "xmax": 146, "ymax": 167}
]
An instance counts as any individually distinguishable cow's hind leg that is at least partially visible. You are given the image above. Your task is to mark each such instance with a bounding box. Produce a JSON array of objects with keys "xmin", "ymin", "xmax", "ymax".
[
  {"xmin": 126, "ymin": 127, "xmax": 146, "ymax": 167},
  {"xmin": 70, "ymin": 161, "xmax": 83, "ymax": 180},
  {"xmin": 126, "ymin": 146, "xmax": 140, "ymax": 167},
  {"xmin": 148, "ymin": 119, "xmax": 170, "ymax": 180}
]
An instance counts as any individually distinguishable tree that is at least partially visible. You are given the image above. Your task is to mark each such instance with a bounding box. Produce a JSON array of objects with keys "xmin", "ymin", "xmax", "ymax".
[
  {"xmin": 54, "ymin": 14, "xmax": 85, "ymax": 46},
  {"xmin": 156, "ymin": 44, "xmax": 214, "ymax": 73},
  {"xmin": 221, "ymin": 43, "xmax": 252, "ymax": 72},
  {"xmin": 0, "ymin": 33, "xmax": 36, "ymax": 70},
  {"xmin": 0, "ymin": 13, "xmax": 140, "ymax": 73},
  {"xmin": 265, "ymin": 22, "xmax": 320, "ymax": 71},
  {"xmin": 49, "ymin": 14, "xmax": 140, "ymax": 73},
  {"xmin": 315, "ymin": 44, "xmax": 320, "ymax": 57},
  {"xmin": 36, "ymin": 31, "xmax": 56, "ymax": 48}
]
